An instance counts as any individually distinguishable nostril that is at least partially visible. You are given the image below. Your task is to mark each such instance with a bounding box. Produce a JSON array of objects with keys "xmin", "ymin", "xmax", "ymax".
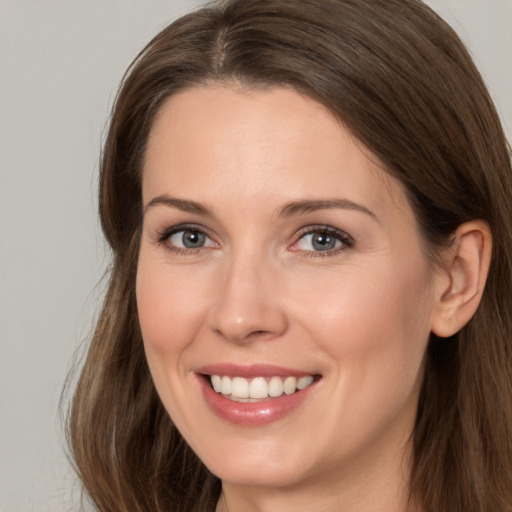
[
  {"xmin": 251, "ymin": 330, "xmax": 270, "ymax": 337},
  {"xmin": 208, "ymin": 293, "xmax": 289, "ymax": 343}
]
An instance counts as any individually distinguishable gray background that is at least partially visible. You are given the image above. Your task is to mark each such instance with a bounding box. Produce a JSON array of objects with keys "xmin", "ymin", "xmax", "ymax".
[{"xmin": 0, "ymin": 1, "xmax": 510, "ymax": 510}]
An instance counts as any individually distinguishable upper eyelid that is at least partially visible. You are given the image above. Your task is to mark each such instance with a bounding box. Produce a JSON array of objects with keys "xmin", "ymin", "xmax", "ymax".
[
  {"xmin": 157, "ymin": 223, "xmax": 214, "ymax": 239},
  {"xmin": 294, "ymin": 225, "xmax": 353, "ymax": 241},
  {"xmin": 157, "ymin": 223, "xmax": 351, "ymax": 236}
]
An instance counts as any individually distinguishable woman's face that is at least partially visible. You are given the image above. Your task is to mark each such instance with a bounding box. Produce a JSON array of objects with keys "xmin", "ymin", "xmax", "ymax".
[{"xmin": 137, "ymin": 85, "xmax": 438, "ymax": 492}]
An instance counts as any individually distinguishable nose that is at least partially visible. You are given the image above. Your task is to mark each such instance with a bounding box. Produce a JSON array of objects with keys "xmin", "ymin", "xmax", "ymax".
[{"xmin": 207, "ymin": 252, "xmax": 289, "ymax": 344}]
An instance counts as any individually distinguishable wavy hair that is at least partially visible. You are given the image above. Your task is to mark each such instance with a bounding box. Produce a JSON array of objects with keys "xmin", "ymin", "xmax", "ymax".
[{"xmin": 67, "ymin": 1, "xmax": 512, "ymax": 511}]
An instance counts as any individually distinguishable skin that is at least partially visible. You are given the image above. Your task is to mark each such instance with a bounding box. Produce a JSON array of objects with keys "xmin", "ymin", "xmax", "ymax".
[{"xmin": 136, "ymin": 85, "xmax": 462, "ymax": 512}]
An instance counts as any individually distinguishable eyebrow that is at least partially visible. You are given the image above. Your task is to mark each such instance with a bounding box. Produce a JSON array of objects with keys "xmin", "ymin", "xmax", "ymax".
[
  {"xmin": 143, "ymin": 195, "xmax": 212, "ymax": 216},
  {"xmin": 143, "ymin": 195, "xmax": 378, "ymax": 222},
  {"xmin": 277, "ymin": 199, "xmax": 379, "ymax": 222}
]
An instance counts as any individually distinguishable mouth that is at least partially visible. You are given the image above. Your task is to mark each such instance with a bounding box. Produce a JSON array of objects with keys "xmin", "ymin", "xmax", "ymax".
[
  {"xmin": 195, "ymin": 364, "xmax": 322, "ymax": 425},
  {"xmin": 207, "ymin": 374, "xmax": 317, "ymax": 402}
]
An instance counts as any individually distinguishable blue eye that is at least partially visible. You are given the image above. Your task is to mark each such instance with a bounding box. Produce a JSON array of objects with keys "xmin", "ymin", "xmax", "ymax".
[
  {"xmin": 295, "ymin": 228, "xmax": 353, "ymax": 253},
  {"xmin": 166, "ymin": 228, "xmax": 216, "ymax": 250}
]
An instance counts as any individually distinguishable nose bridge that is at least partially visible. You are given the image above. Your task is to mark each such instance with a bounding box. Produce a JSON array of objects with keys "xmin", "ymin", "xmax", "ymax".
[{"xmin": 208, "ymin": 243, "xmax": 288, "ymax": 343}]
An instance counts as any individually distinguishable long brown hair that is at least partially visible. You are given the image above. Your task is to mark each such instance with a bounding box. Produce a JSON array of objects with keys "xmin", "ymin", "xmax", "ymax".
[{"xmin": 67, "ymin": 1, "xmax": 512, "ymax": 511}]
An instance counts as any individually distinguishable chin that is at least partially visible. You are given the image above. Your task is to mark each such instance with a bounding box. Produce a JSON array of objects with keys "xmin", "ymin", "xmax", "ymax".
[
  {"xmin": 191, "ymin": 431, "xmax": 318, "ymax": 489},
  {"xmin": 208, "ymin": 458, "xmax": 312, "ymax": 489}
]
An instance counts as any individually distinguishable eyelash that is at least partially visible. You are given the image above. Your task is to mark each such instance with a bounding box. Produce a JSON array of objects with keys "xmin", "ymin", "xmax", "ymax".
[
  {"xmin": 156, "ymin": 224, "xmax": 354, "ymax": 257},
  {"xmin": 292, "ymin": 225, "xmax": 354, "ymax": 257},
  {"xmin": 156, "ymin": 224, "xmax": 216, "ymax": 256}
]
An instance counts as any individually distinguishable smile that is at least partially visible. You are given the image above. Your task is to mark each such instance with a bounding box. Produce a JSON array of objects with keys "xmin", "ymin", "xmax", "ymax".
[
  {"xmin": 210, "ymin": 375, "xmax": 315, "ymax": 401},
  {"xmin": 195, "ymin": 365, "xmax": 321, "ymax": 425}
]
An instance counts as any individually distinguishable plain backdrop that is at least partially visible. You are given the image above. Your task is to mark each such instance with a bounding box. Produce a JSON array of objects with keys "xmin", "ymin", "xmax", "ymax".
[{"xmin": 0, "ymin": 1, "xmax": 510, "ymax": 511}]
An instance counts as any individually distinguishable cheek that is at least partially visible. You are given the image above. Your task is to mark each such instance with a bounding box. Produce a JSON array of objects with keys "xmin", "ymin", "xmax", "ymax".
[
  {"xmin": 136, "ymin": 253, "xmax": 206, "ymax": 368},
  {"xmin": 291, "ymin": 260, "xmax": 433, "ymax": 448},
  {"xmin": 292, "ymin": 256, "xmax": 433, "ymax": 379}
]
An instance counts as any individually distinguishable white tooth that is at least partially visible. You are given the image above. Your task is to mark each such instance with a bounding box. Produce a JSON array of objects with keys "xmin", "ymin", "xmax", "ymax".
[
  {"xmin": 283, "ymin": 376, "xmax": 297, "ymax": 395},
  {"xmin": 211, "ymin": 375, "xmax": 222, "ymax": 392},
  {"xmin": 249, "ymin": 377, "xmax": 269, "ymax": 399},
  {"xmin": 297, "ymin": 375, "xmax": 314, "ymax": 390},
  {"xmin": 268, "ymin": 376, "xmax": 284, "ymax": 397},
  {"xmin": 221, "ymin": 376, "xmax": 232, "ymax": 395},
  {"xmin": 231, "ymin": 377, "xmax": 249, "ymax": 398}
]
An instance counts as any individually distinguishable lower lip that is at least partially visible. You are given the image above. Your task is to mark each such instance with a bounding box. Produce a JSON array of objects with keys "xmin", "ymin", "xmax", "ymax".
[{"xmin": 197, "ymin": 375, "xmax": 318, "ymax": 426}]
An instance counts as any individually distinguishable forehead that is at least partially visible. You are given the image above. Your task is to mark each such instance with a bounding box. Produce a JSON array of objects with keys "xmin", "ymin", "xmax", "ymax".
[{"xmin": 143, "ymin": 85, "xmax": 412, "ymax": 224}]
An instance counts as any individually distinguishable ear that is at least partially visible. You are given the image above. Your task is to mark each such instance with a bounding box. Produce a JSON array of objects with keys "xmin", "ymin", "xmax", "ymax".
[{"xmin": 430, "ymin": 221, "xmax": 492, "ymax": 338}]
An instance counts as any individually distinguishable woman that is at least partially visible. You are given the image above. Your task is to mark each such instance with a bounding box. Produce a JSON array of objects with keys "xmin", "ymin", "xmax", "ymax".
[{"xmin": 68, "ymin": 0, "xmax": 512, "ymax": 511}]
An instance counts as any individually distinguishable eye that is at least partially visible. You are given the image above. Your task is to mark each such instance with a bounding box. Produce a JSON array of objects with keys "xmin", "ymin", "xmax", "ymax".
[
  {"xmin": 291, "ymin": 227, "xmax": 353, "ymax": 255},
  {"xmin": 158, "ymin": 225, "xmax": 218, "ymax": 253},
  {"xmin": 169, "ymin": 229, "xmax": 214, "ymax": 249}
]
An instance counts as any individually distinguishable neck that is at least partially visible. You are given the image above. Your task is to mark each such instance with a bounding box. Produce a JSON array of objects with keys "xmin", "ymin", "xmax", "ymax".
[{"xmin": 216, "ymin": 443, "xmax": 416, "ymax": 512}]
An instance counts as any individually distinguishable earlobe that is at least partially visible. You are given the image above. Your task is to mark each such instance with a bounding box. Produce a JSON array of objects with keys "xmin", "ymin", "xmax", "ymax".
[{"xmin": 430, "ymin": 221, "xmax": 492, "ymax": 338}]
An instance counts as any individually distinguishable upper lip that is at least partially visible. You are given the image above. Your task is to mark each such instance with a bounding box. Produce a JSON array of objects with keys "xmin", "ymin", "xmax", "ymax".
[{"xmin": 196, "ymin": 363, "xmax": 318, "ymax": 378}]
